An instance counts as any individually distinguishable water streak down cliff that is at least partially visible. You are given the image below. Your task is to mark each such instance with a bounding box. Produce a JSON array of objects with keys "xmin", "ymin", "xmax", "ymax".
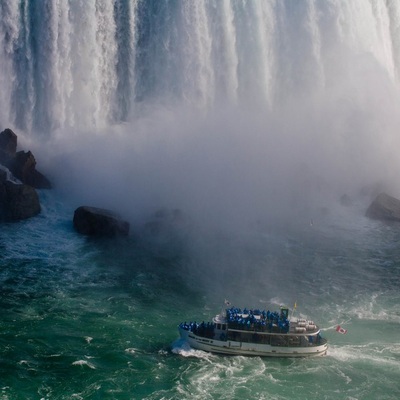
[
  {"xmin": 1, "ymin": 0, "xmax": 400, "ymax": 133},
  {"xmin": 2, "ymin": 1, "xmax": 400, "ymax": 221}
]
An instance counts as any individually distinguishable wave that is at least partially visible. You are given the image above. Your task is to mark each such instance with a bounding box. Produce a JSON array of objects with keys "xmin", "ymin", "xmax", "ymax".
[{"xmin": 71, "ymin": 360, "xmax": 96, "ymax": 369}]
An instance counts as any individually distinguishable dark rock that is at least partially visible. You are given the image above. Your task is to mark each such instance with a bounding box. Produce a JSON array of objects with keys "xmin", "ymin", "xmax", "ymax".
[
  {"xmin": 10, "ymin": 151, "xmax": 52, "ymax": 189},
  {"xmin": 0, "ymin": 128, "xmax": 52, "ymax": 189},
  {"xmin": 0, "ymin": 128, "xmax": 48, "ymax": 222},
  {"xmin": 0, "ymin": 128, "xmax": 17, "ymax": 163},
  {"xmin": 366, "ymin": 192, "xmax": 400, "ymax": 222},
  {"xmin": 0, "ymin": 168, "xmax": 41, "ymax": 221},
  {"xmin": 73, "ymin": 206, "xmax": 130, "ymax": 237}
]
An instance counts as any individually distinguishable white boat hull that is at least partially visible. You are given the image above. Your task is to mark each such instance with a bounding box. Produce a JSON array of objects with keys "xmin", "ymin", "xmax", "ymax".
[{"xmin": 179, "ymin": 326, "xmax": 328, "ymax": 357}]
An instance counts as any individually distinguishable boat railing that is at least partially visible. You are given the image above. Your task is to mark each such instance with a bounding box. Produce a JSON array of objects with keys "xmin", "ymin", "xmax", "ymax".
[{"xmin": 179, "ymin": 321, "xmax": 215, "ymax": 339}]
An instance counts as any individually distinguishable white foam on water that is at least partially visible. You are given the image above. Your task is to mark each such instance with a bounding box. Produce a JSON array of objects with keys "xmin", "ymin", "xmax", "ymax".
[
  {"xmin": 71, "ymin": 360, "xmax": 96, "ymax": 369},
  {"xmin": 171, "ymin": 339, "xmax": 215, "ymax": 361},
  {"xmin": 124, "ymin": 348, "xmax": 137, "ymax": 355},
  {"xmin": 329, "ymin": 343, "xmax": 400, "ymax": 368}
]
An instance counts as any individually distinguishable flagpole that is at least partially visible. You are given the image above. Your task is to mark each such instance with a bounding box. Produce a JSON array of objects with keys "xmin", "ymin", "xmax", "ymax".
[
  {"xmin": 290, "ymin": 302, "xmax": 297, "ymax": 319},
  {"xmin": 222, "ymin": 299, "xmax": 231, "ymax": 318},
  {"xmin": 291, "ymin": 301, "xmax": 297, "ymax": 320}
]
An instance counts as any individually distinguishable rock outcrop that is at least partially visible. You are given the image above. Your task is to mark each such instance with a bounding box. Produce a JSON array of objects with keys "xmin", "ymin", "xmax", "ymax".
[
  {"xmin": 0, "ymin": 166, "xmax": 41, "ymax": 221},
  {"xmin": 73, "ymin": 206, "xmax": 130, "ymax": 237},
  {"xmin": 0, "ymin": 127, "xmax": 52, "ymax": 222},
  {"xmin": 10, "ymin": 150, "xmax": 52, "ymax": 189},
  {"xmin": 0, "ymin": 128, "xmax": 51, "ymax": 189},
  {"xmin": 366, "ymin": 192, "xmax": 400, "ymax": 222},
  {"xmin": 0, "ymin": 128, "xmax": 17, "ymax": 161}
]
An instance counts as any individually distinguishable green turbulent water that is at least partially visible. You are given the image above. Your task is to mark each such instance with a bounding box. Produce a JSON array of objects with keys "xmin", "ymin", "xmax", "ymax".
[{"xmin": 1, "ymin": 192, "xmax": 400, "ymax": 400}]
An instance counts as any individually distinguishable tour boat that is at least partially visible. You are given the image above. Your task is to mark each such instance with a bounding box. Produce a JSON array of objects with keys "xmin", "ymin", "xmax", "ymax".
[{"xmin": 178, "ymin": 305, "xmax": 328, "ymax": 357}]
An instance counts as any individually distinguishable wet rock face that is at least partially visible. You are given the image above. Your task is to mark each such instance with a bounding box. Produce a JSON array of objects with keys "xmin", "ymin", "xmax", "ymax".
[
  {"xmin": 0, "ymin": 128, "xmax": 50, "ymax": 222},
  {"xmin": 0, "ymin": 168, "xmax": 41, "ymax": 221},
  {"xmin": 73, "ymin": 206, "xmax": 130, "ymax": 237},
  {"xmin": 0, "ymin": 128, "xmax": 52, "ymax": 189},
  {"xmin": 10, "ymin": 151, "xmax": 52, "ymax": 189},
  {"xmin": 366, "ymin": 193, "xmax": 400, "ymax": 222},
  {"xmin": 0, "ymin": 128, "xmax": 17, "ymax": 160}
]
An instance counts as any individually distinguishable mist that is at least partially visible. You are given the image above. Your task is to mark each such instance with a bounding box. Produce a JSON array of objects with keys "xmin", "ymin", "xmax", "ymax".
[
  {"xmin": 28, "ymin": 67, "xmax": 400, "ymax": 235},
  {"xmin": 3, "ymin": 0, "xmax": 400, "ymax": 236}
]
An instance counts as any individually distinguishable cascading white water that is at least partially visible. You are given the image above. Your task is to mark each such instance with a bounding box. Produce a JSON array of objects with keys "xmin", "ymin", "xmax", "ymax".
[
  {"xmin": 1, "ymin": 0, "xmax": 400, "ymax": 133},
  {"xmin": 2, "ymin": 0, "xmax": 400, "ymax": 226}
]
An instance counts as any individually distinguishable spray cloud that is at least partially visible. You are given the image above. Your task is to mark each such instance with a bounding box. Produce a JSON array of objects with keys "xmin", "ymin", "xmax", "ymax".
[{"xmin": 1, "ymin": 1, "xmax": 400, "ymax": 232}]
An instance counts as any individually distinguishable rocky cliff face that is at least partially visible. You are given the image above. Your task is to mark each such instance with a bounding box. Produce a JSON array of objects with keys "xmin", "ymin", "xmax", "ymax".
[
  {"xmin": 0, "ymin": 128, "xmax": 51, "ymax": 189},
  {"xmin": 0, "ymin": 128, "xmax": 50, "ymax": 222},
  {"xmin": 0, "ymin": 166, "xmax": 41, "ymax": 221},
  {"xmin": 0, "ymin": 128, "xmax": 131, "ymax": 234}
]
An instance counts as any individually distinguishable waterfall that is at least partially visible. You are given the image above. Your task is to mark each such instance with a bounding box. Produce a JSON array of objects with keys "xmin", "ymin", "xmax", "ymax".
[{"xmin": 1, "ymin": 0, "xmax": 400, "ymax": 134}]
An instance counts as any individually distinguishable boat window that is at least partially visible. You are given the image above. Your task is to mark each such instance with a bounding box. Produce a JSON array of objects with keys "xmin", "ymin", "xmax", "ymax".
[{"xmin": 217, "ymin": 324, "xmax": 221, "ymax": 329}]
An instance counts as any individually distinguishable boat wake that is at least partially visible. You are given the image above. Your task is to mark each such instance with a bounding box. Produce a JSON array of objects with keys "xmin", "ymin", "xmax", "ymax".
[
  {"xmin": 328, "ymin": 343, "xmax": 400, "ymax": 367},
  {"xmin": 171, "ymin": 338, "xmax": 215, "ymax": 361}
]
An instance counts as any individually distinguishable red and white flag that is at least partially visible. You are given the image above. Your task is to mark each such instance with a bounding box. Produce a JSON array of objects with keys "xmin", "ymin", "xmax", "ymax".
[{"xmin": 336, "ymin": 325, "xmax": 347, "ymax": 334}]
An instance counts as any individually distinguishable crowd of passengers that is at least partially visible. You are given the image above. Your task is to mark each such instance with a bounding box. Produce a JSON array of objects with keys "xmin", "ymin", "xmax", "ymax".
[
  {"xmin": 180, "ymin": 321, "xmax": 215, "ymax": 338},
  {"xmin": 180, "ymin": 307, "xmax": 290, "ymax": 337},
  {"xmin": 226, "ymin": 307, "xmax": 290, "ymax": 333}
]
